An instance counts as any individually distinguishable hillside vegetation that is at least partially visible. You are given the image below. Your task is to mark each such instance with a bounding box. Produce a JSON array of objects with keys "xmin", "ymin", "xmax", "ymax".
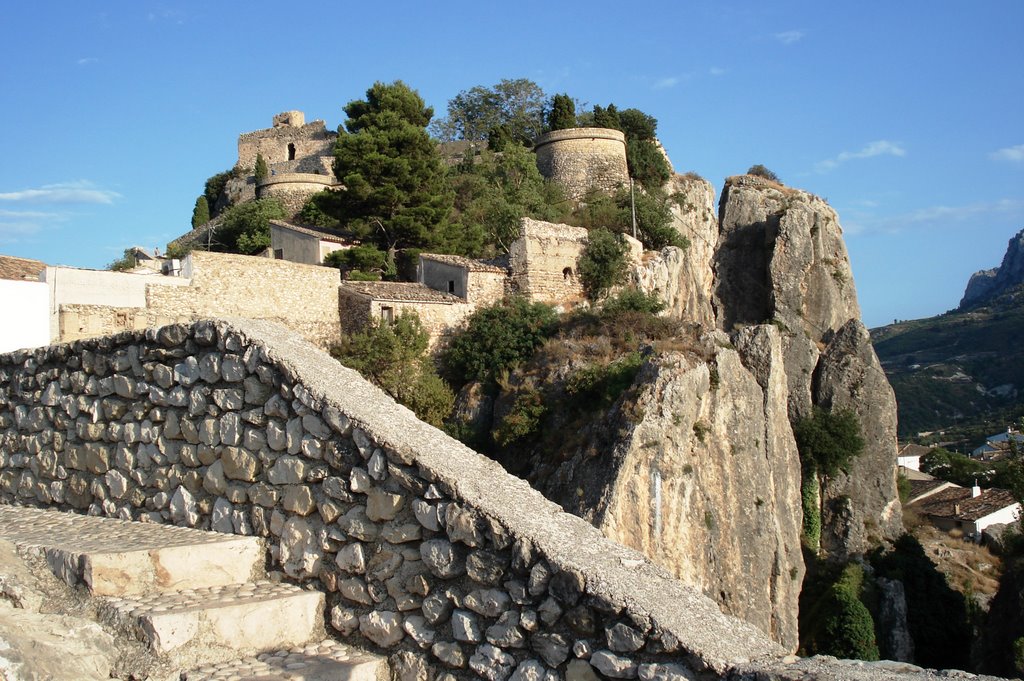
[{"xmin": 872, "ymin": 283, "xmax": 1024, "ymax": 441}]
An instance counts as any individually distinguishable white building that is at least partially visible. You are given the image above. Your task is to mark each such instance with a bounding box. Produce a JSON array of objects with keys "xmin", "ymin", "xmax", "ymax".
[{"xmin": 0, "ymin": 255, "xmax": 50, "ymax": 353}]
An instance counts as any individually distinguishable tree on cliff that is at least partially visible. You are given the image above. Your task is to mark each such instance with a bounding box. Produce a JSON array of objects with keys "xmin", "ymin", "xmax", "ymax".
[
  {"xmin": 432, "ymin": 78, "xmax": 546, "ymax": 147},
  {"xmin": 587, "ymin": 104, "xmax": 671, "ymax": 190},
  {"xmin": 330, "ymin": 81, "xmax": 453, "ymax": 260}
]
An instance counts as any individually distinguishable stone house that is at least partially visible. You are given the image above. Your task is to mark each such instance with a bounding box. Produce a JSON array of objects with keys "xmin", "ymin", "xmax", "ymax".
[
  {"xmin": 338, "ymin": 281, "xmax": 472, "ymax": 346},
  {"xmin": 417, "ymin": 253, "xmax": 506, "ymax": 306},
  {"xmin": 508, "ymin": 219, "xmax": 589, "ymax": 309},
  {"xmin": 269, "ymin": 220, "xmax": 357, "ymax": 266},
  {"xmin": 909, "ymin": 483, "xmax": 1021, "ymax": 539}
]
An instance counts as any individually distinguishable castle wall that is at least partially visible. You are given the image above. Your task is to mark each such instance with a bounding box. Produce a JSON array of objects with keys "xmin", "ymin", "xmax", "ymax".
[
  {"xmin": 0, "ymin": 319, "xmax": 785, "ymax": 679},
  {"xmin": 466, "ymin": 270, "xmax": 506, "ymax": 307},
  {"xmin": 237, "ymin": 120, "xmax": 336, "ymax": 173},
  {"xmin": 534, "ymin": 128, "xmax": 628, "ymax": 201},
  {"xmin": 257, "ymin": 174, "xmax": 336, "ymax": 217},
  {"xmin": 509, "ymin": 219, "xmax": 587, "ymax": 309},
  {"xmin": 54, "ymin": 253, "xmax": 342, "ymax": 350}
]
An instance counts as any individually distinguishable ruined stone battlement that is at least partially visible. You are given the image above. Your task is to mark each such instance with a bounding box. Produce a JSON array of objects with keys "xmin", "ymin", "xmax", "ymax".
[{"xmin": 237, "ymin": 113, "xmax": 336, "ymax": 174}]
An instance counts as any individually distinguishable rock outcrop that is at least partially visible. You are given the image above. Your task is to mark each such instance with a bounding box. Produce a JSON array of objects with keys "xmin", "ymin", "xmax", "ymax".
[
  {"xmin": 960, "ymin": 227, "xmax": 1024, "ymax": 309},
  {"xmin": 536, "ymin": 327, "xmax": 805, "ymax": 651},
  {"xmin": 629, "ymin": 173, "xmax": 718, "ymax": 327},
  {"xmin": 712, "ymin": 175, "xmax": 901, "ymax": 558}
]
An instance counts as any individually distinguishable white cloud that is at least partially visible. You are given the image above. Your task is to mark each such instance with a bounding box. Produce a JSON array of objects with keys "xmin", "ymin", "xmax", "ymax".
[
  {"xmin": 709, "ymin": 67, "xmax": 726, "ymax": 77},
  {"xmin": 76, "ymin": 57, "xmax": 98, "ymax": 66},
  {"xmin": 845, "ymin": 199, "xmax": 1024, "ymax": 235},
  {"xmin": 0, "ymin": 209, "xmax": 65, "ymax": 242},
  {"xmin": 0, "ymin": 181, "xmax": 121, "ymax": 205},
  {"xmin": 653, "ymin": 76, "xmax": 680, "ymax": 90},
  {"xmin": 774, "ymin": 30, "xmax": 804, "ymax": 45},
  {"xmin": 815, "ymin": 140, "xmax": 906, "ymax": 173},
  {"xmin": 989, "ymin": 144, "xmax": 1024, "ymax": 162}
]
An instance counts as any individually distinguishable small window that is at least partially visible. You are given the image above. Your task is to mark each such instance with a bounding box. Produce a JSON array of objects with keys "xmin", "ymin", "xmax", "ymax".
[
  {"xmin": 448, "ymin": 280, "xmax": 456, "ymax": 293},
  {"xmin": 288, "ymin": 143, "xmax": 296, "ymax": 161},
  {"xmin": 273, "ymin": 249, "xmax": 283, "ymax": 259},
  {"xmin": 381, "ymin": 306, "xmax": 394, "ymax": 323},
  {"xmin": 563, "ymin": 267, "xmax": 574, "ymax": 280}
]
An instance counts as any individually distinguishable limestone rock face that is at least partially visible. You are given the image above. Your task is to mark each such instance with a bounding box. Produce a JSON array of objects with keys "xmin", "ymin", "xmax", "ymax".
[
  {"xmin": 960, "ymin": 227, "xmax": 1024, "ymax": 308},
  {"xmin": 629, "ymin": 174, "xmax": 717, "ymax": 327},
  {"xmin": 814, "ymin": 320, "xmax": 903, "ymax": 555},
  {"xmin": 712, "ymin": 175, "xmax": 900, "ymax": 558},
  {"xmin": 537, "ymin": 327, "xmax": 804, "ymax": 651}
]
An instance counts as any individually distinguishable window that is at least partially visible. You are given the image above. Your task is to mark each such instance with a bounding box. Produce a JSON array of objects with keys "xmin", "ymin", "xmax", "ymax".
[
  {"xmin": 563, "ymin": 267, "xmax": 574, "ymax": 280},
  {"xmin": 448, "ymin": 280, "xmax": 456, "ymax": 293},
  {"xmin": 288, "ymin": 143, "xmax": 296, "ymax": 161},
  {"xmin": 381, "ymin": 306, "xmax": 394, "ymax": 323},
  {"xmin": 273, "ymin": 249, "xmax": 283, "ymax": 259}
]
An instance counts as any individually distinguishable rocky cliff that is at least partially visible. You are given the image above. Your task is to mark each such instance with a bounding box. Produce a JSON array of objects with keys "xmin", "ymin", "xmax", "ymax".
[
  {"xmin": 712, "ymin": 175, "xmax": 901, "ymax": 558},
  {"xmin": 534, "ymin": 326, "xmax": 805, "ymax": 651},
  {"xmin": 960, "ymin": 227, "xmax": 1024, "ymax": 309}
]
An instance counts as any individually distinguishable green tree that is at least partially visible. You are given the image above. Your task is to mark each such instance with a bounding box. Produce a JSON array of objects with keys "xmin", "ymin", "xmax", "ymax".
[
  {"xmin": 793, "ymin": 407, "xmax": 865, "ymax": 550},
  {"xmin": 432, "ymin": 78, "xmax": 547, "ymax": 145},
  {"xmin": 203, "ymin": 168, "xmax": 236, "ymax": 217},
  {"xmin": 333, "ymin": 312, "xmax": 454, "ymax": 427},
  {"xmin": 591, "ymin": 104, "xmax": 621, "ymax": 130},
  {"xmin": 809, "ymin": 564, "xmax": 880, "ymax": 660},
  {"xmin": 191, "ymin": 195, "xmax": 210, "ymax": 229},
  {"xmin": 578, "ymin": 228, "xmax": 628, "ymax": 300},
  {"xmin": 747, "ymin": 164, "xmax": 780, "ymax": 182},
  {"xmin": 547, "ymin": 94, "xmax": 577, "ymax": 131},
  {"xmin": 627, "ymin": 138, "xmax": 671, "ymax": 190},
  {"xmin": 254, "ymin": 153, "xmax": 268, "ymax": 181},
  {"xmin": 331, "ymin": 81, "xmax": 453, "ymax": 261},
  {"xmin": 214, "ymin": 198, "xmax": 285, "ymax": 255},
  {"xmin": 574, "ymin": 188, "xmax": 684, "ymax": 251},
  {"xmin": 445, "ymin": 146, "xmax": 570, "ymax": 256},
  {"xmin": 324, "ymin": 244, "xmax": 387, "ymax": 278},
  {"xmin": 107, "ymin": 248, "xmax": 136, "ymax": 272},
  {"xmin": 442, "ymin": 297, "xmax": 558, "ymax": 387}
]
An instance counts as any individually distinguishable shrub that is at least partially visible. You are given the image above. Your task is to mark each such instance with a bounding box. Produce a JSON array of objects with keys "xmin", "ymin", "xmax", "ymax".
[
  {"xmin": 492, "ymin": 387, "xmax": 546, "ymax": 447},
  {"xmin": 578, "ymin": 228, "xmax": 628, "ymax": 300},
  {"xmin": 325, "ymin": 244, "xmax": 387, "ymax": 276},
  {"xmin": 332, "ymin": 312, "xmax": 454, "ymax": 428},
  {"xmin": 106, "ymin": 248, "xmax": 136, "ymax": 272},
  {"xmin": 600, "ymin": 289, "xmax": 666, "ymax": 316},
  {"xmin": 443, "ymin": 297, "xmax": 558, "ymax": 387},
  {"xmin": 566, "ymin": 352, "xmax": 644, "ymax": 410},
  {"xmin": 802, "ymin": 474, "xmax": 821, "ymax": 549},
  {"xmin": 214, "ymin": 198, "xmax": 285, "ymax": 255},
  {"xmin": 819, "ymin": 565, "xmax": 880, "ymax": 660},
  {"xmin": 573, "ymin": 188, "xmax": 684, "ymax": 251},
  {"xmin": 298, "ymin": 191, "xmax": 341, "ymax": 229},
  {"xmin": 793, "ymin": 407, "xmax": 865, "ymax": 478},
  {"xmin": 254, "ymin": 153, "xmax": 268, "ymax": 181},
  {"xmin": 747, "ymin": 164, "xmax": 780, "ymax": 183},
  {"xmin": 191, "ymin": 196, "xmax": 210, "ymax": 229}
]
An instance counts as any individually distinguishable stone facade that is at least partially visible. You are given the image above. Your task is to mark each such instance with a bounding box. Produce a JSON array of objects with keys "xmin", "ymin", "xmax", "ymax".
[
  {"xmin": 257, "ymin": 174, "xmax": 338, "ymax": 216},
  {"xmin": 56, "ymin": 252, "xmax": 342, "ymax": 350},
  {"xmin": 509, "ymin": 220, "xmax": 588, "ymax": 310},
  {"xmin": 236, "ymin": 112, "xmax": 336, "ymax": 176},
  {"xmin": 0, "ymin": 319, "xmax": 788, "ymax": 679},
  {"xmin": 534, "ymin": 128, "xmax": 628, "ymax": 201},
  {"xmin": 418, "ymin": 255, "xmax": 507, "ymax": 307},
  {"xmin": 339, "ymin": 283, "xmax": 474, "ymax": 348}
]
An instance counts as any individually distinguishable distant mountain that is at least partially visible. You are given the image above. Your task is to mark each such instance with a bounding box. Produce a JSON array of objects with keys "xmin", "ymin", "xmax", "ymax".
[
  {"xmin": 960, "ymin": 228, "xmax": 1024, "ymax": 309},
  {"xmin": 873, "ymin": 227, "xmax": 1024, "ymax": 441}
]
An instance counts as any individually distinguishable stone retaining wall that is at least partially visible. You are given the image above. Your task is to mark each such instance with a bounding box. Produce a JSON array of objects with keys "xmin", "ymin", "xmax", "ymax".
[{"xmin": 0, "ymin": 319, "xmax": 784, "ymax": 680}]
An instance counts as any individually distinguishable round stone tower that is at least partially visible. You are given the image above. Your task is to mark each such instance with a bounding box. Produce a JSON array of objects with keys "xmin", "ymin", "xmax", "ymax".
[{"xmin": 534, "ymin": 127, "xmax": 629, "ymax": 200}]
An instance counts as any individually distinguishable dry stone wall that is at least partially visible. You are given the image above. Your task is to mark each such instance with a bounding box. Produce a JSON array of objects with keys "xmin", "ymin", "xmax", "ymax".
[
  {"xmin": 256, "ymin": 174, "xmax": 337, "ymax": 217},
  {"xmin": 0, "ymin": 319, "xmax": 787, "ymax": 680}
]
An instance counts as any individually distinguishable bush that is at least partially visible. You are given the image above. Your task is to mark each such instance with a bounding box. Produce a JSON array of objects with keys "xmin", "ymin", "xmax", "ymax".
[
  {"xmin": 578, "ymin": 228, "xmax": 628, "ymax": 300},
  {"xmin": 747, "ymin": 164, "xmax": 780, "ymax": 182},
  {"xmin": 802, "ymin": 474, "xmax": 821, "ymax": 549},
  {"xmin": 573, "ymin": 188, "xmax": 684, "ymax": 251},
  {"xmin": 191, "ymin": 196, "xmax": 210, "ymax": 229},
  {"xmin": 443, "ymin": 297, "xmax": 559, "ymax": 387},
  {"xmin": 332, "ymin": 312, "xmax": 454, "ymax": 427},
  {"xmin": 106, "ymin": 248, "xmax": 136, "ymax": 272},
  {"xmin": 600, "ymin": 289, "xmax": 666, "ymax": 316},
  {"xmin": 793, "ymin": 407, "xmax": 865, "ymax": 478},
  {"xmin": 254, "ymin": 153, "xmax": 268, "ymax": 181},
  {"xmin": 325, "ymin": 245, "xmax": 387, "ymax": 276},
  {"xmin": 214, "ymin": 198, "xmax": 285, "ymax": 255},
  {"xmin": 298, "ymin": 191, "xmax": 341, "ymax": 229},
  {"xmin": 492, "ymin": 387, "xmax": 546, "ymax": 447},
  {"xmin": 819, "ymin": 566, "xmax": 880, "ymax": 660},
  {"xmin": 566, "ymin": 352, "xmax": 644, "ymax": 410}
]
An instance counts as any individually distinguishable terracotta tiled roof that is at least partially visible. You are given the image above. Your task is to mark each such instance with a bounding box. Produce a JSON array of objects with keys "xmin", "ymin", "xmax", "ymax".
[
  {"xmin": 419, "ymin": 253, "xmax": 506, "ymax": 273},
  {"xmin": 907, "ymin": 479, "xmax": 952, "ymax": 503},
  {"xmin": 0, "ymin": 255, "xmax": 46, "ymax": 281},
  {"xmin": 914, "ymin": 486, "xmax": 1019, "ymax": 522},
  {"xmin": 340, "ymin": 281, "xmax": 464, "ymax": 304},
  {"xmin": 270, "ymin": 220, "xmax": 357, "ymax": 245}
]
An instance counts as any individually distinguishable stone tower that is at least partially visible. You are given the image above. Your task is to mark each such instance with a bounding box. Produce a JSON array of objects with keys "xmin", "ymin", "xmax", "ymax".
[{"xmin": 534, "ymin": 127, "xmax": 629, "ymax": 201}]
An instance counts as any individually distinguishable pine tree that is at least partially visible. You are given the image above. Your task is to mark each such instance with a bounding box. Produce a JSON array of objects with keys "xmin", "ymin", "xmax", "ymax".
[
  {"xmin": 331, "ymin": 81, "xmax": 453, "ymax": 257},
  {"xmin": 254, "ymin": 153, "xmax": 268, "ymax": 181},
  {"xmin": 547, "ymin": 94, "xmax": 577, "ymax": 131},
  {"xmin": 191, "ymin": 196, "xmax": 210, "ymax": 228}
]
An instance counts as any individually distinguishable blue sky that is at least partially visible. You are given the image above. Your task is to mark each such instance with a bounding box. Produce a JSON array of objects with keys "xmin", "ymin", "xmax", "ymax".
[{"xmin": 1, "ymin": 1, "xmax": 1021, "ymax": 328}]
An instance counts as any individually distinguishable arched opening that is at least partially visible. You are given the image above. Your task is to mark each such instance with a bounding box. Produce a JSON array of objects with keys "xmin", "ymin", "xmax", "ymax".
[
  {"xmin": 287, "ymin": 143, "xmax": 296, "ymax": 161},
  {"xmin": 563, "ymin": 267, "xmax": 574, "ymax": 281}
]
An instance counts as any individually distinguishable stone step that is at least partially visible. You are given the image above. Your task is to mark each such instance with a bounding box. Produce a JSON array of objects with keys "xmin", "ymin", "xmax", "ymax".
[
  {"xmin": 181, "ymin": 640, "xmax": 387, "ymax": 681},
  {"xmin": 0, "ymin": 505, "xmax": 264, "ymax": 596},
  {"xmin": 106, "ymin": 580, "xmax": 325, "ymax": 655}
]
